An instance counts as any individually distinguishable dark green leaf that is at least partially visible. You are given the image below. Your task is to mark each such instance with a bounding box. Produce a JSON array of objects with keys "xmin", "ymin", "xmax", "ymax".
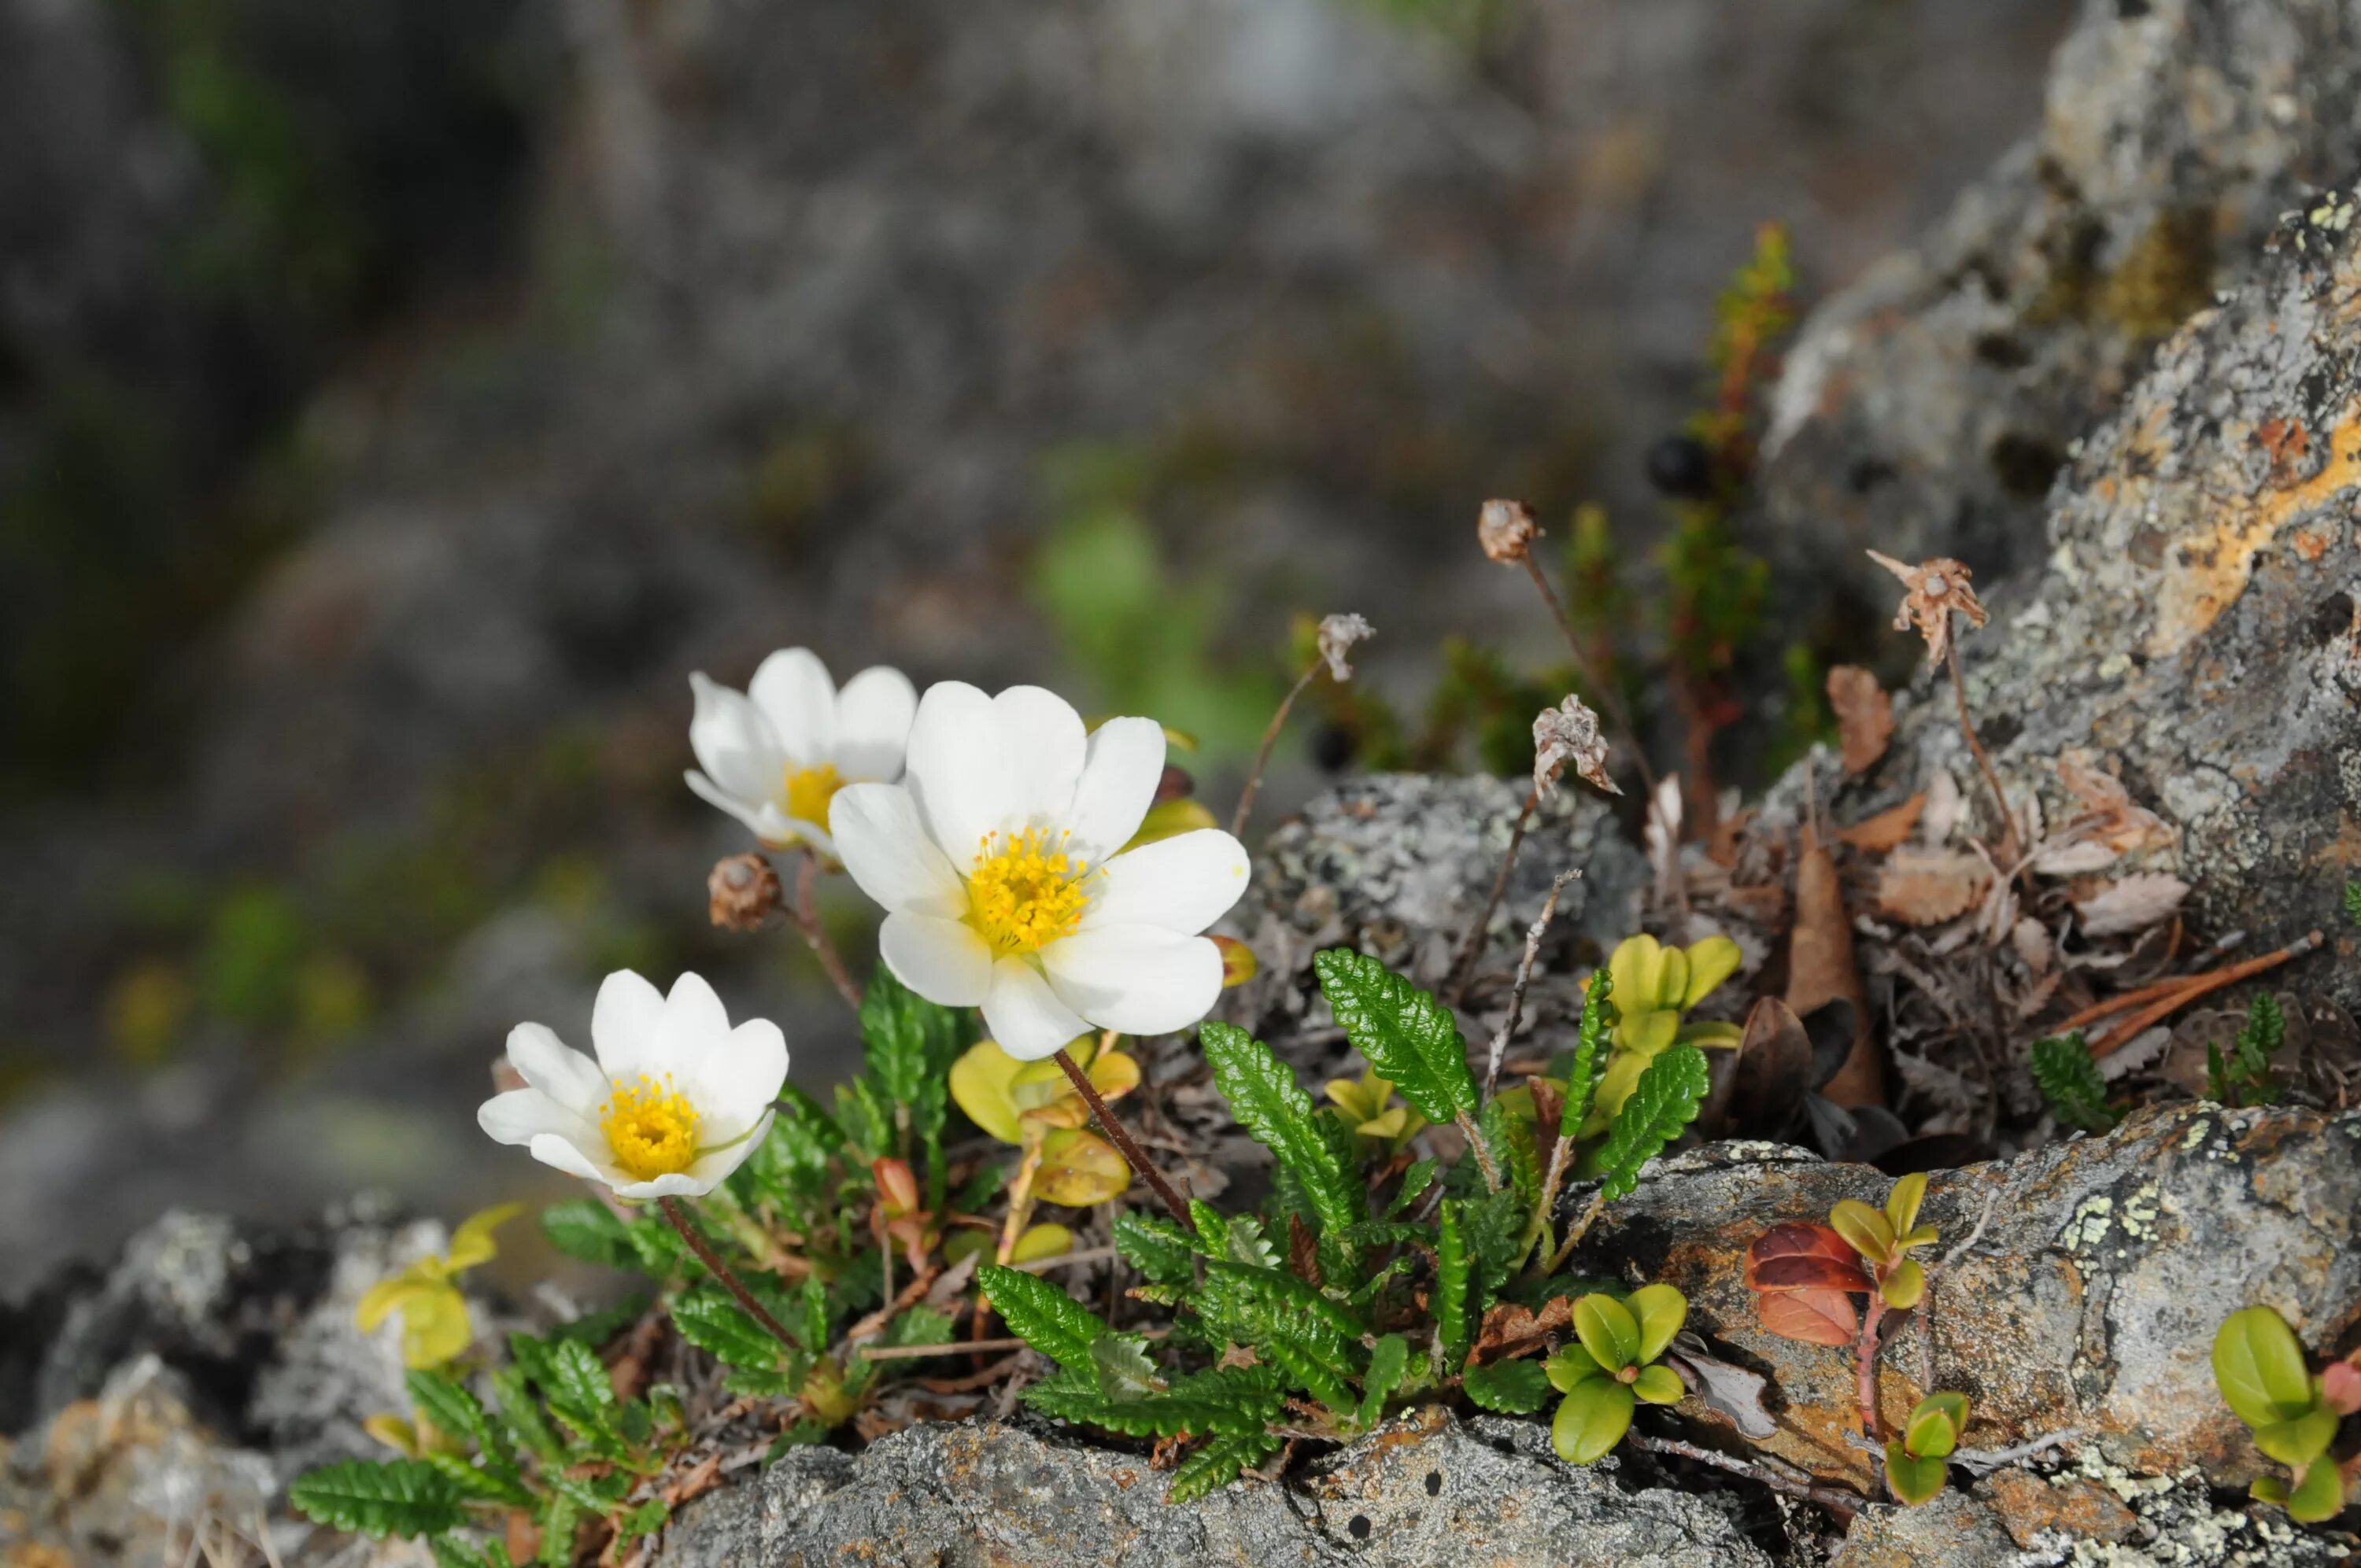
[
  {"xmin": 488, "ymin": 1366, "xmax": 562, "ymax": 1464},
  {"xmin": 1561, "ymin": 969, "xmax": 1615, "ymax": 1138},
  {"xmin": 539, "ymin": 1200, "xmax": 637, "ymax": 1271},
  {"xmin": 1166, "ymin": 1427, "xmax": 1285, "ymax": 1503},
  {"xmin": 618, "ymin": 1499, "xmax": 671, "ymax": 1543},
  {"xmin": 546, "ymin": 1297, "xmax": 646, "ymax": 1351},
  {"xmin": 1594, "ymin": 1044, "xmax": 1709, "ymax": 1199},
  {"xmin": 406, "ymin": 1370, "xmax": 495, "ymax": 1452},
  {"xmin": 417, "ymin": 1452, "xmax": 533, "ymax": 1507},
  {"xmin": 1480, "ymin": 1100, "xmax": 1540, "ymax": 1215},
  {"xmin": 1314, "ymin": 949, "xmax": 1476, "ymax": 1124},
  {"xmin": 1461, "ymin": 1187, "xmax": 1528, "ymax": 1304},
  {"xmin": 1359, "ymin": 1334, "xmax": 1411, "ymax": 1427},
  {"xmin": 2030, "ymin": 1033, "xmax": 2115, "ymax": 1132},
  {"xmin": 978, "ymin": 1264, "xmax": 1108, "ymax": 1369},
  {"xmin": 1089, "ymin": 1334, "xmax": 1166, "ymax": 1400},
  {"xmin": 859, "ymin": 966, "xmax": 969, "ymax": 1153},
  {"xmin": 427, "ymin": 1534, "xmax": 512, "ymax": 1568},
  {"xmin": 833, "ymin": 1075, "xmax": 897, "ymax": 1162},
  {"xmin": 535, "ymin": 1496, "xmax": 578, "ymax": 1568},
  {"xmin": 1023, "ymin": 1364, "xmax": 1285, "ymax": 1437},
  {"xmin": 732, "ymin": 1087, "xmax": 844, "ymax": 1219},
  {"xmin": 672, "ymin": 1285, "xmax": 789, "ymax": 1371},
  {"xmin": 1385, "ymin": 1159, "xmax": 1439, "ymax": 1219},
  {"xmin": 1435, "ymin": 1199, "xmax": 1471, "ymax": 1360},
  {"xmin": 1114, "ymin": 1212, "xmax": 1199, "ymax": 1286},
  {"xmin": 1201, "ymin": 1023, "xmax": 1367, "ymax": 1238},
  {"xmin": 289, "ymin": 1460, "xmax": 464, "ymax": 1540},
  {"xmin": 1462, "ymin": 1359, "xmax": 1551, "ymax": 1414},
  {"xmin": 540, "ymin": 1338, "xmax": 621, "ymax": 1450}
]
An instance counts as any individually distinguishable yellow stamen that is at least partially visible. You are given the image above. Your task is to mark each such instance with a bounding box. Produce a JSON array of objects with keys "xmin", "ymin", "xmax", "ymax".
[
  {"xmin": 967, "ymin": 828, "xmax": 1094, "ymax": 955},
  {"xmin": 600, "ymin": 1074, "xmax": 701, "ymax": 1182},
  {"xmin": 779, "ymin": 762, "xmax": 846, "ymax": 828}
]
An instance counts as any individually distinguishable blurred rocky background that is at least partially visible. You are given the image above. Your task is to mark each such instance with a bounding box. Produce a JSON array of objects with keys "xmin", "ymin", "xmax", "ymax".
[{"xmin": 0, "ymin": 0, "xmax": 2074, "ymax": 1284}]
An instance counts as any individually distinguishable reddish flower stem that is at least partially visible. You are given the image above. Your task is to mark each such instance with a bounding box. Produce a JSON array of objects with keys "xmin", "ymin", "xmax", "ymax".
[
  {"xmin": 658, "ymin": 1197, "xmax": 800, "ymax": 1352},
  {"xmin": 1052, "ymin": 1047, "xmax": 1195, "ymax": 1233}
]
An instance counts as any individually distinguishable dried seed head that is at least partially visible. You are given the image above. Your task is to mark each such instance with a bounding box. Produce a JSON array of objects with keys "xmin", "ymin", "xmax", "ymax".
[
  {"xmin": 1316, "ymin": 612, "xmax": 1374, "ymax": 681},
  {"xmin": 1867, "ymin": 550, "xmax": 1988, "ymax": 666},
  {"xmin": 1478, "ymin": 499, "xmax": 1540, "ymax": 564},
  {"xmin": 708, "ymin": 852, "xmax": 782, "ymax": 932},
  {"xmin": 1532, "ymin": 694, "xmax": 1620, "ymax": 798}
]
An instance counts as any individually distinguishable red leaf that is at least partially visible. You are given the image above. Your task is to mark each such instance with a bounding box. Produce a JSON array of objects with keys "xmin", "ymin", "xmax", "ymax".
[
  {"xmin": 1756, "ymin": 1287, "xmax": 1860, "ymax": 1347},
  {"xmin": 1751, "ymin": 1254, "xmax": 1873, "ymax": 1293},
  {"xmin": 1745, "ymin": 1223, "xmax": 1864, "ymax": 1289}
]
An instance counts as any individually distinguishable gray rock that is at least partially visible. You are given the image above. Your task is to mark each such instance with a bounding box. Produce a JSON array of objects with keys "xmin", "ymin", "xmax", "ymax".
[
  {"xmin": 1572, "ymin": 1104, "xmax": 2361, "ymax": 1495},
  {"xmin": 1760, "ymin": 0, "xmax": 2361, "ymax": 618},
  {"xmin": 656, "ymin": 1408, "xmax": 1775, "ymax": 1568}
]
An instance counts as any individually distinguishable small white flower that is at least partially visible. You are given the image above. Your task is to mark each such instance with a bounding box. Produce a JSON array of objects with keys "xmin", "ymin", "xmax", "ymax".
[
  {"xmin": 478, "ymin": 971, "xmax": 787, "ymax": 1198},
  {"xmin": 685, "ymin": 649, "xmax": 917, "ymax": 855},
  {"xmin": 829, "ymin": 683, "xmax": 1251, "ymax": 1061}
]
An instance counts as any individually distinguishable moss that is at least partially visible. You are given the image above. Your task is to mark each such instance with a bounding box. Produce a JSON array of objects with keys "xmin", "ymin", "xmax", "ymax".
[{"xmin": 2096, "ymin": 208, "xmax": 2215, "ymax": 341}]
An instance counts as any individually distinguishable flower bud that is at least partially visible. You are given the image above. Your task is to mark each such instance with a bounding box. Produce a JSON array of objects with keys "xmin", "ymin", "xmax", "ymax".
[{"xmin": 707, "ymin": 853, "xmax": 781, "ymax": 932}]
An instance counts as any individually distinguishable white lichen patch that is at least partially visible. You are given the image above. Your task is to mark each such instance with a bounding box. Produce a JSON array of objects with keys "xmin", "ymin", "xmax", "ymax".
[{"xmin": 2060, "ymin": 1194, "xmax": 2117, "ymax": 1256}]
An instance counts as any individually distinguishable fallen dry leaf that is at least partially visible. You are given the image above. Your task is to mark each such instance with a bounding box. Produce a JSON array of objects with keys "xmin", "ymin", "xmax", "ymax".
[
  {"xmin": 2012, "ymin": 916, "xmax": 2053, "ymax": 974},
  {"xmin": 2056, "ymin": 751, "xmax": 2177, "ymax": 855},
  {"xmin": 1875, "ymin": 847, "xmax": 1992, "ymax": 926},
  {"xmin": 1474, "ymin": 1297, "xmax": 1574, "ymax": 1362},
  {"xmin": 1790, "ymin": 823, "xmax": 1880, "ymax": 1105},
  {"xmin": 1836, "ymin": 793, "xmax": 1926, "ymax": 853},
  {"xmin": 2074, "ymin": 873, "xmax": 2191, "ymax": 938},
  {"xmin": 2030, "ymin": 839, "xmax": 2120, "ymax": 876},
  {"xmin": 1665, "ymin": 1334, "xmax": 1777, "ymax": 1440},
  {"xmin": 1645, "ymin": 773, "xmax": 1683, "ymax": 912},
  {"xmin": 1920, "ymin": 768, "xmax": 1964, "ymax": 847},
  {"xmin": 1827, "ymin": 666, "xmax": 1894, "ymax": 774}
]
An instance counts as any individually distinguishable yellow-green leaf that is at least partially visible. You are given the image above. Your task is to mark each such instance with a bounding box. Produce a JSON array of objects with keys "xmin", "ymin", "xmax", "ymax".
[
  {"xmin": 444, "ymin": 1202, "xmax": 523, "ymax": 1273},
  {"xmin": 2213, "ymin": 1307, "xmax": 2317, "ymax": 1429},
  {"xmin": 2287, "ymin": 1456, "xmax": 2350, "ymax": 1522},
  {"xmin": 1883, "ymin": 1173, "xmax": 1927, "ymax": 1240},
  {"xmin": 1123, "ymin": 797, "xmax": 1219, "ymax": 851},
  {"xmin": 1679, "ymin": 936, "xmax": 1742, "ymax": 1008},
  {"xmin": 1880, "ymin": 1257, "xmax": 1926, "ymax": 1311},
  {"xmin": 1617, "ymin": 1008, "xmax": 1681, "ymax": 1057},
  {"xmin": 1552, "ymin": 1378, "xmax": 1636, "ymax": 1464},
  {"xmin": 1904, "ymin": 1392, "xmax": 1968, "ymax": 1459},
  {"xmin": 1674, "ymin": 1020, "xmax": 1746, "ymax": 1050},
  {"xmin": 1010, "ymin": 1223, "xmax": 1075, "ymax": 1264},
  {"xmin": 949, "ymin": 1039, "xmax": 1028, "ymax": 1145},
  {"xmin": 1885, "ymin": 1446, "xmax": 1949, "ymax": 1506},
  {"xmin": 1632, "ymin": 1363, "xmax": 1685, "ymax": 1405},
  {"xmin": 2253, "ymin": 1403, "xmax": 2340, "ymax": 1467},
  {"xmin": 1544, "ymin": 1345, "xmax": 1603, "ymax": 1393},
  {"xmin": 1627, "ymin": 1284, "xmax": 1688, "ymax": 1365},
  {"xmin": 1572, "ymin": 1294, "xmax": 1639, "ymax": 1372},
  {"xmin": 1830, "ymin": 1200, "xmax": 1896, "ymax": 1264},
  {"xmin": 1035, "ymin": 1130, "xmax": 1130, "ymax": 1207}
]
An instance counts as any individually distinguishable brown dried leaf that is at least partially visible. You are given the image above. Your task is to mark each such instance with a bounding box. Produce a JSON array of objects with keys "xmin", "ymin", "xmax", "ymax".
[
  {"xmin": 1867, "ymin": 550, "xmax": 1989, "ymax": 666},
  {"xmin": 2030, "ymin": 839, "xmax": 2120, "ymax": 876},
  {"xmin": 1287, "ymin": 1213, "xmax": 1323, "ymax": 1289},
  {"xmin": 1473, "ymin": 1297, "xmax": 1574, "ymax": 1362},
  {"xmin": 2073, "ymin": 873, "xmax": 2190, "ymax": 938},
  {"xmin": 1744, "ymin": 1222, "xmax": 1868, "ymax": 1291},
  {"xmin": 1664, "ymin": 1337, "xmax": 1778, "ymax": 1439},
  {"xmin": 1827, "ymin": 666, "xmax": 1894, "ymax": 774},
  {"xmin": 2012, "ymin": 916, "xmax": 2053, "ymax": 975},
  {"xmin": 2056, "ymin": 751, "xmax": 2177, "ymax": 854},
  {"xmin": 1757, "ymin": 1289, "xmax": 1862, "ymax": 1347},
  {"xmin": 1920, "ymin": 768, "xmax": 1964, "ymax": 847},
  {"xmin": 1875, "ymin": 848, "xmax": 1991, "ymax": 926},
  {"xmin": 1836, "ymin": 793, "xmax": 1926, "ymax": 853},
  {"xmin": 1790, "ymin": 825, "xmax": 1879, "ymax": 1105}
]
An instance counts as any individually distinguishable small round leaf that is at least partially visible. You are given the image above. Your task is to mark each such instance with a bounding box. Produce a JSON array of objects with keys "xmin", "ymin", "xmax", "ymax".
[
  {"xmin": 1627, "ymin": 1284, "xmax": 1689, "ymax": 1365},
  {"xmin": 1544, "ymin": 1345, "xmax": 1604, "ymax": 1394},
  {"xmin": 1904, "ymin": 1392, "xmax": 1969, "ymax": 1460},
  {"xmin": 1572, "ymin": 1294, "xmax": 1641, "ymax": 1372},
  {"xmin": 2213, "ymin": 1307, "xmax": 2315, "ymax": 1429},
  {"xmin": 1883, "ymin": 1172, "xmax": 1927, "ymax": 1240},
  {"xmin": 1551, "ymin": 1377, "xmax": 1637, "ymax": 1465},
  {"xmin": 1829, "ymin": 1200, "xmax": 1896, "ymax": 1264},
  {"xmin": 1884, "ymin": 1446, "xmax": 1949, "ymax": 1507},
  {"xmin": 1631, "ymin": 1363, "xmax": 1686, "ymax": 1405},
  {"xmin": 1880, "ymin": 1257, "xmax": 1927, "ymax": 1312},
  {"xmin": 2253, "ymin": 1403, "xmax": 2340, "ymax": 1468},
  {"xmin": 2287, "ymin": 1456, "xmax": 2350, "ymax": 1524}
]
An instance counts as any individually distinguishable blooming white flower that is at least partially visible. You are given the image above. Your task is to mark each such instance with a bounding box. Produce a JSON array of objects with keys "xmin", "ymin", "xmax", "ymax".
[
  {"xmin": 829, "ymin": 683, "xmax": 1251, "ymax": 1061},
  {"xmin": 478, "ymin": 971, "xmax": 787, "ymax": 1198},
  {"xmin": 685, "ymin": 649, "xmax": 917, "ymax": 855}
]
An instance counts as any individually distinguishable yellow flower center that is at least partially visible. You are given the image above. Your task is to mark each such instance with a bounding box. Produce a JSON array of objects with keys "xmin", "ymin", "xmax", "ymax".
[
  {"xmin": 966, "ymin": 828, "xmax": 1094, "ymax": 955},
  {"xmin": 778, "ymin": 762, "xmax": 845, "ymax": 828},
  {"xmin": 600, "ymin": 1074, "xmax": 701, "ymax": 1182}
]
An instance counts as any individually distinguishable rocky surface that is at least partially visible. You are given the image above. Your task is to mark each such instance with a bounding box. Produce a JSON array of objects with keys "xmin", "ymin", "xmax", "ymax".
[
  {"xmin": 1579, "ymin": 1104, "xmax": 2361, "ymax": 1492},
  {"xmin": 656, "ymin": 1406, "xmax": 1775, "ymax": 1568},
  {"xmin": 1758, "ymin": 0, "xmax": 2361, "ymax": 631}
]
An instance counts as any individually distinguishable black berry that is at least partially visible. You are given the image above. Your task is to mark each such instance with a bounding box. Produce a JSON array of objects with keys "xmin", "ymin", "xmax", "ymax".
[
  {"xmin": 1309, "ymin": 722, "xmax": 1357, "ymax": 773},
  {"xmin": 1644, "ymin": 434, "xmax": 1716, "ymax": 500}
]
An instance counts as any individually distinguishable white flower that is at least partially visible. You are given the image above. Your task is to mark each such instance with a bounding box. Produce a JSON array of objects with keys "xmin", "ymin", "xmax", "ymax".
[
  {"xmin": 829, "ymin": 683, "xmax": 1251, "ymax": 1061},
  {"xmin": 685, "ymin": 649, "xmax": 917, "ymax": 855},
  {"xmin": 478, "ymin": 971, "xmax": 787, "ymax": 1199}
]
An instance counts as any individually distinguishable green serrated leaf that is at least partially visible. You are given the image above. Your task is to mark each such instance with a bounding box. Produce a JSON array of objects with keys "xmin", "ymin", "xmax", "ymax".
[
  {"xmin": 416, "ymin": 1452, "xmax": 532, "ymax": 1507},
  {"xmin": 1194, "ymin": 1263, "xmax": 1362, "ymax": 1415},
  {"xmin": 1462, "ymin": 1359, "xmax": 1551, "ymax": 1414},
  {"xmin": 1115, "ymin": 1212, "xmax": 1200, "ymax": 1286},
  {"xmin": 834, "ymin": 1075, "xmax": 897, "ymax": 1162},
  {"xmin": 1167, "ymin": 1427, "xmax": 1285, "ymax": 1503},
  {"xmin": 1481, "ymin": 1099, "xmax": 1540, "ymax": 1215},
  {"xmin": 538, "ymin": 1200, "xmax": 638, "ymax": 1271},
  {"xmin": 406, "ymin": 1370, "xmax": 494, "ymax": 1451},
  {"xmin": 1561, "ymin": 970, "xmax": 1616, "ymax": 1138},
  {"xmin": 1386, "ymin": 1159, "xmax": 1439, "ymax": 1219},
  {"xmin": 427, "ymin": 1534, "xmax": 509, "ymax": 1568},
  {"xmin": 289, "ymin": 1460, "xmax": 465, "ymax": 1540},
  {"xmin": 488, "ymin": 1367, "xmax": 562, "ymax": 1464},
  {"xmin": 1594, "ymin": 1043, "xmax": 1709, "ymax": 1199},
  {"xmin": 978, "ymin": 1264, "xmax": 1109, "ymax": 1370},
  {"xmin": 1360, "ymin": 1334, "xmax": 1411, "ymax": 1427},
  {"xmin": 1314, "ymin": 949, "xmax": 1477, "ymax": 1124},
  {"xmin": 1461, "ymin": 1186, "xmax": 1526, "ymax": 1305},
  {"xmin": 1201, "ymin": 1023, "xmax": 1367, "ymax": 1238},
  {"xmin": 732, "ymin": 1086, "xmax": 845, "ymax": 1220},
  {"xmin": 2030, "ymin": 1034, "xmax": 2115, "ymax": 1133},
  {"xmin": 1024, "ymin": 1363, "xmax": 1285, "ymax": 1438},
  {"xmin": 540, "ymin": 1338, "xmax": 621, "ymax": 1450},
  {"xmin": 1435, "ymin": 1199, "xmax": 1471, "ymax": 1360},
  {"xmin": 535, "ymin": 1496, "xmax": 578, "ymax": 1568},
  {"xmin": 1090, "ymin": 1333, "xmax": 1166, "ymax": 1400},
  {"xmin": 673, "ymin": 1285, "xmax": 788, "ymax": 1371},
  {"xmin": 546, "ymin": 1297, "xmax": 646, "ymax": 1352},
  {"xmin": 859, "ymin": 967, "xmax": 969, "ymax": 1165},
  {"xmin": 618, "ymin": 1497, "xmax": 671, "ymax": 1543}
]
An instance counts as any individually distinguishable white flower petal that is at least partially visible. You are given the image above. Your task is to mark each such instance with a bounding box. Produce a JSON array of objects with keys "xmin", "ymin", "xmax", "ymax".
[
  {"xmin": 688, "ymin": 673, "xmax": 785, "ymax": 803},
  {"xmin": 688, "ymin": 1018, "xmax": 789, "ymax": 1144},
  {"xmin": 608, "ymin": 1169, "xmax": 718, "ymax": 1200},
  {"xmin": 879, "ymin": 910, "xmax": 993, "ymax": 1006},
  {"xmin": 748, "ymin": 647, "xmax": 838, "ymax": 762},
  {"xmin": 833, "ymin": 666, "xmax": 918, "ymax": 782},
  {"xmin": 1065, "ymin": 716, "xmax": 1166, "ymax": 861},
  {"xmin": 779, "ymin": 817, "xmax": 837, "ymax": 858},
  {"xmin": 657, "ymin": 972, "xmax": 733, "ymax": 1071},
  {"xmin": 981, "ymin": 956, "xmax": 1092, "ymax": 1061},
  {"xmin": 505, "ymin": 1021, "xmax": 610, "ymax": 1109},
  {"xmin": 830, "ymin": 783, "xmax": 967, "ymax": 917},
  {"xmin": 525, "ymin": 1131, "xmax": 622, "ymax": 1186},
  {"xmin": 478, "ymin": 1087, "xmax": 598, "ymax": 1148},
  {"xmin": 685, "ymin": 769, "xmax": 791, "ymax": 842},
  {"xmin": 991, "ymin": 685, "xmax": 1087, "ymax": 826},
  {"xmin": 590, "ymin": 969, "xmax": 667, "ymax": 1079},
  {"xmin": 903, "ymin": 681, "xmax": 1018, "ymax": 866},
  {"xmin": 1081, "ymin": 829, "xmax": 1251, "ymax": 935},
  {"xmin": 685, "ymin": 1109, "xmax": 774, "ymax": 1190},
  {"xmin": 1042, "ymin": 925, "xmax": 1224, "ymax": 1039}
]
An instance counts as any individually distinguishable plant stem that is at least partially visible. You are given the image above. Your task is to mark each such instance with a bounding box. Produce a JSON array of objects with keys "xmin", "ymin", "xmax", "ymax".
[
  {"xmin": 1944, "ymin": 638, "xmax": 2019, "ymax": 866},
  {"xmin": 1052, "ymin": 1047, "xmax": 1195, "ymax": 1231},
  {"xmin": 2088, "ymin": 929, "xmax": 2323, "ymax": 1058},
  {"xmin": 1448, "ymin": 791, "xmax": 1537, "ymax": 991},
  {"xmin": 1453, "ymin": 1109, "xmax": 1503, "ymax": 1193},
  {"xmin": 1544, "ymin": 1187, "xmax": 1609, "ymax": 1275},
  {"xmin": 1855, "ymin": 1297, "xmax": 1886, "ymax": 1444},
  {"xmin": 1517, "ymin": 555, "xmax": 1659, "ymax": 805},
  {"xmin": 786, "ymin": 851, "xmax": 865, "ymax": 1014},
  {"xmin": 1481, "ymin": 869, "xmax": 1577, "ymax": 1102},
  {"xmin": 657, "ymin": 1197, "xmax": 800, "ymax": 1353},
  {"xmin": 1233, "ymin": 659, "xmax": 1322, "ymax": 839}
]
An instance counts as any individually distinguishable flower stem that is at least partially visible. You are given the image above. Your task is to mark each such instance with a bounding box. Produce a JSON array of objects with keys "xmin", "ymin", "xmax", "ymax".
[
  {"xmin": 781, "ymin": 850, "xmax": 865, "ymax": 1015},
  {"xmin": 1544, "ymin": 1186, "xmax": 1608, "ymax": 1275},
  {"xmin": 1944, "ymin": 637, "xmax": 2019, "ymax": 866},
  {"xmin": 1051, "ymin": 1047, "xmax": 1195, "ymax": 1232},
  {"xmin": 657, "ymin": 1197, "xmax": 800, "ymax": 1352},
  {"xmin": 1232, "ymin": 659, "xmax": 1323, "ymax": 839},
  {"xmin": 1856, "ymin": 1296, "xmax": 1887, "ymax": 1444},
  {"xmin": 1453, "ymin": 1109, "xmax": 1503, "ymax": 1194},
  {"xmin": 1447, "ymin": 790, "xmax": 1536, "ymax": 991}
]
